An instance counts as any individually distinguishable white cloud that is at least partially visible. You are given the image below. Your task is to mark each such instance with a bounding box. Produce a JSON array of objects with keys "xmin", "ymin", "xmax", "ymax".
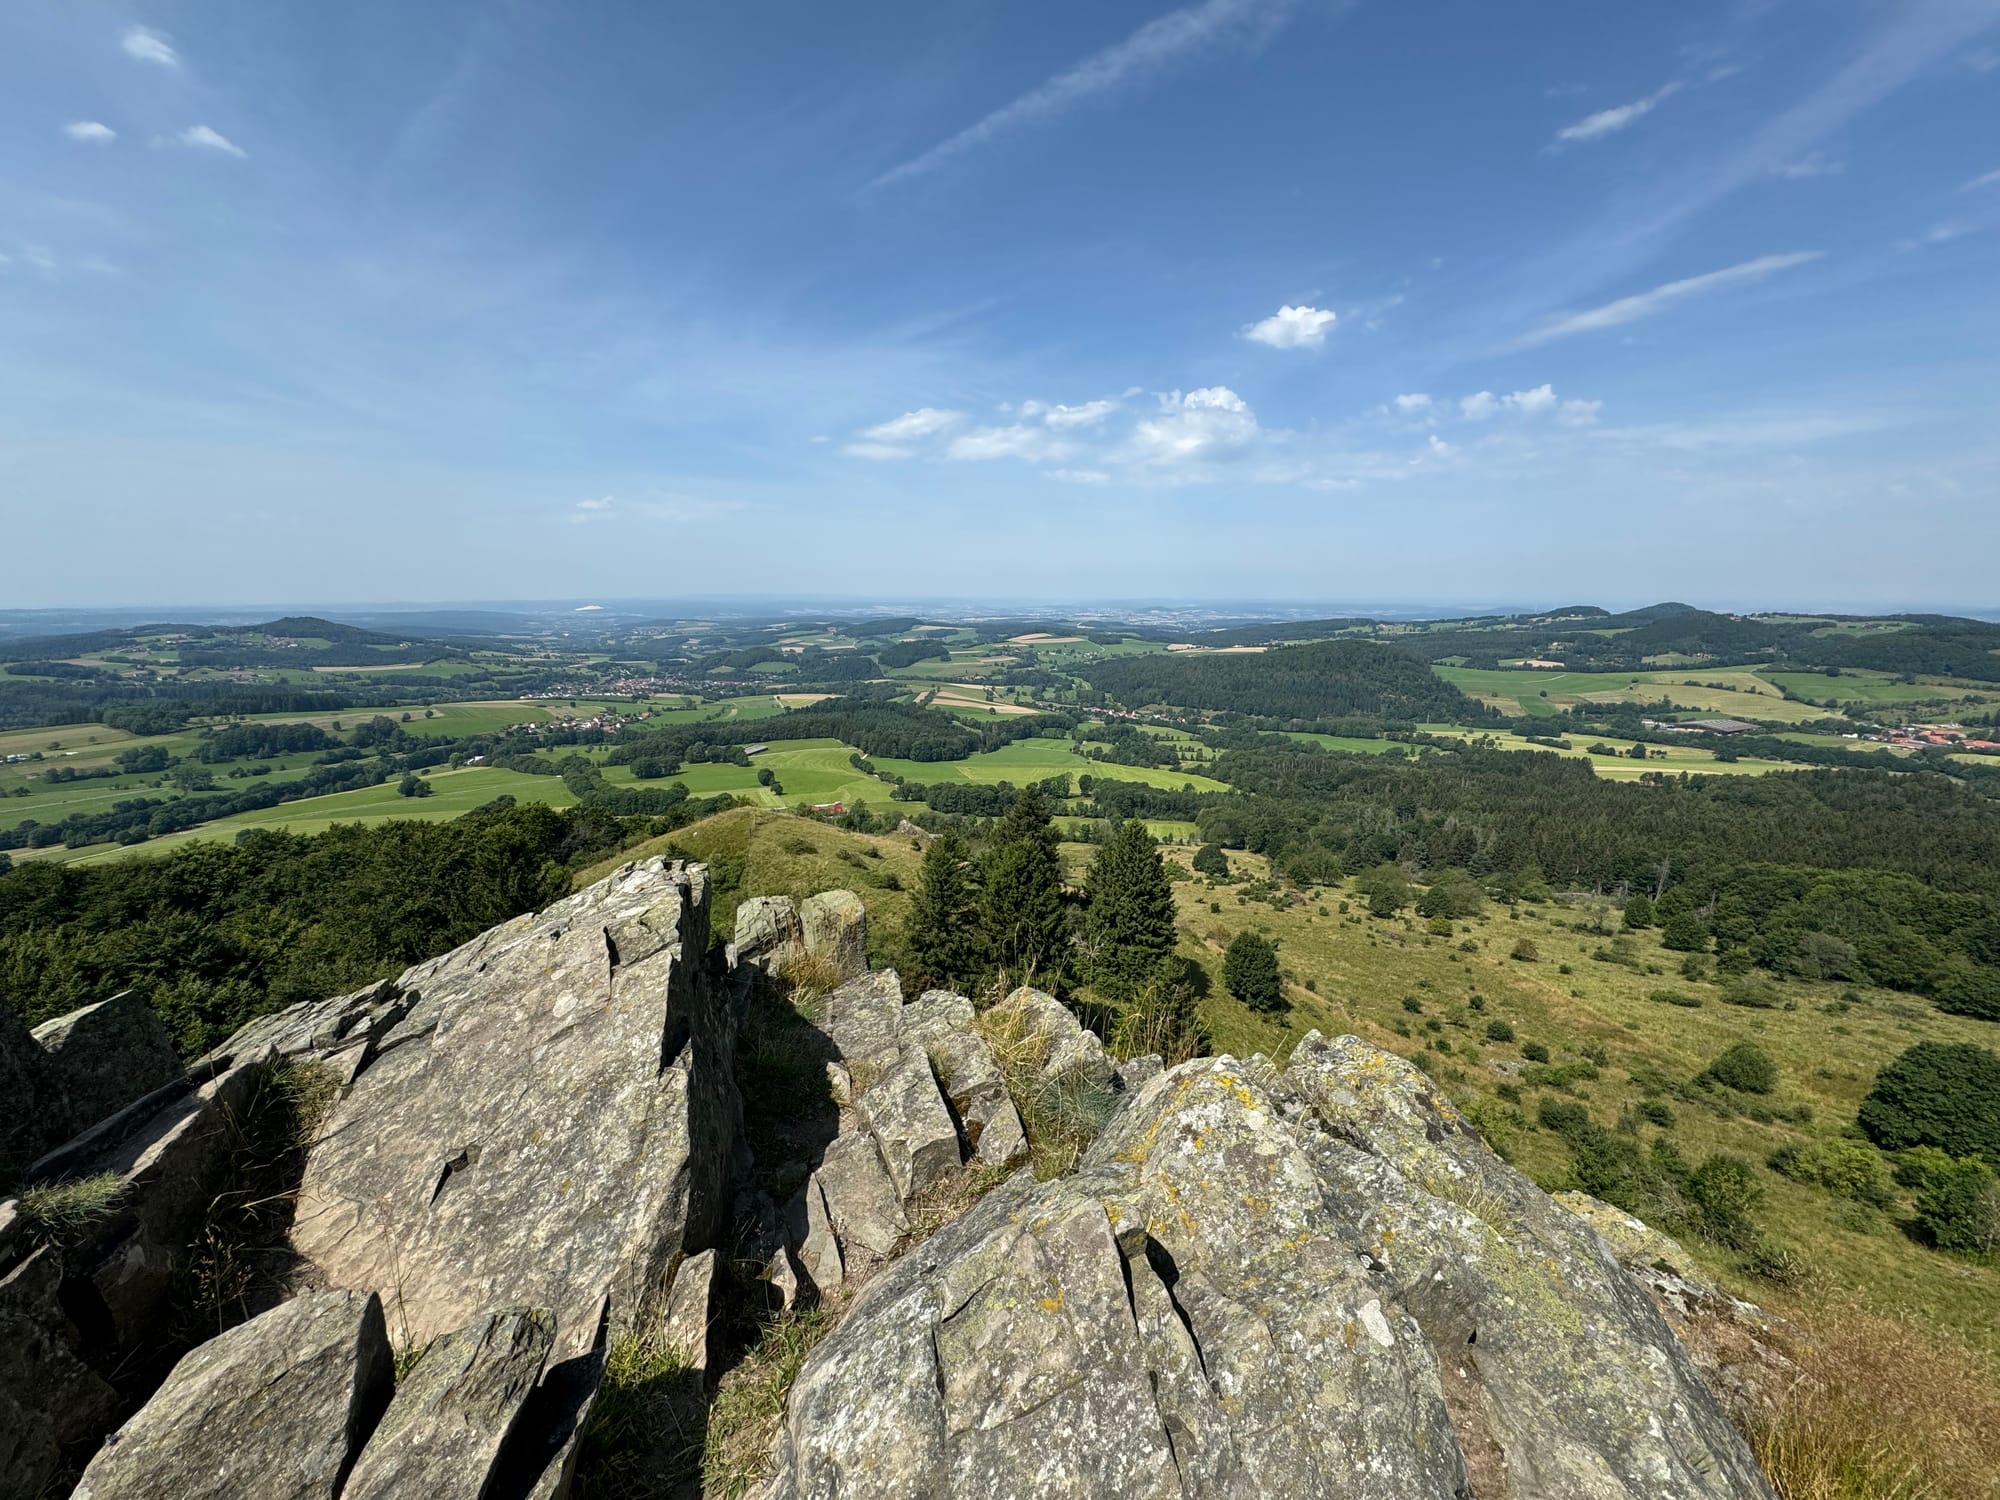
[
  {"xmin": 568, "ymin": 493, "xmax": 738, "ymax": 524},
  {"xmin": 1460, "ymin": 384, "xmax": 1591, "ymax": 420},
  {"xmin": 842, "ymin": 441, "xmax": 915, "ymax": 461},
  {"xmin": 1021, "ymin": 398, "xmax": 1117, "ymax": 428},
  {"xmin": 64, "ymin": 121, "xmax": 117, "ymax": 144},
  {"xmin": 157, "ymin": 125, "xmax": 248, "ymax": 159},
  {"xmin": 1522, "ymin": 251, "xmax": 1822, "ymax": 344},
  {"xmin": 1962, "ymin": 168, "xmax": 2000, "ymax": 192},
  {"xmin": 1244, "ymin": 303, "xmax": 1337, "ymax": 350},
  {"xmin": 859, "ymin": 407, "xmax": 963, "ymax": 444},
  {"xmin": 1504, "ymin": 383, "xmax": 1558, "ymax": 416},
  {"xmin": 121, "ymin": 26, "xmax": 179, "ymax": 67},
  {"xmin": 1553, "ymin": 81, "xmax": 1682, "ymax": 144},
  {"xmin": 1129, "ymin": 386, "xmax": 1259, "ymax": 465},
  {"xmin": 1896, "ymin": 221, "xmax": 1971, "ymax": 252},
  {"xmin": 1392, "ymin": 392, "xmax": 1433, "ymax": 413},
  {"xmin": 1772, "ymin": 153, "xmax": 1843, "ymax": 179},
  {"xmin": 946, "ymin": 424, "xmax": 1069, "ymax": 462},
  {"xmin": 1427, "ymin": 435, "xmax": 1456, "ymax": 458},
  {"xmin": 872, "ymin": 0, "xmax": 1296, "ymax": 188},
  {"xmin": 1044, "ymin": 468, "xmax": 1110, "ymax": 484}
]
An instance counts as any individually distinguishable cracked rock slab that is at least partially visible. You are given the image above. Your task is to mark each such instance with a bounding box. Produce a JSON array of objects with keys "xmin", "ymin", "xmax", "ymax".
[{"xmin": 72, "ymin": 1289, "xmax": 394, "ymax": 1500}]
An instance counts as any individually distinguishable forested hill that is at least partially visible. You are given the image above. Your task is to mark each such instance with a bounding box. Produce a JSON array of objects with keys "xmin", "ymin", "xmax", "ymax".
[{"xmin": 1081, "ymin": 639, "xmax": 1485, "ymax": 722}]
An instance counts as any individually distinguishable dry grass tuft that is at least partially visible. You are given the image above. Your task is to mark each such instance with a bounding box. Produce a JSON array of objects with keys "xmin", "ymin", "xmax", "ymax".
[
  {"xmin": 973, "ymin": 1001, "xmax": 1119, "ymax": 1180},
  {"xmin": 901, "ymin": 1162, "xmax": 1013, "ymax": 1246},
  {"xmin": 1751, "ymin": 1307, "xmax": 2000, "ymax": 1500}
]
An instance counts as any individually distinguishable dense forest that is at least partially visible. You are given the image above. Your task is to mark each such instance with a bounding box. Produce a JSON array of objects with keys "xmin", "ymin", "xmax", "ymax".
[
  {"xmin": 0, "ymin": 802, "xmax": 660, "ymax": 1057},
  {"xmin": 1081, "ymin": 639, "xmax": 1484, "ymax": 722}
]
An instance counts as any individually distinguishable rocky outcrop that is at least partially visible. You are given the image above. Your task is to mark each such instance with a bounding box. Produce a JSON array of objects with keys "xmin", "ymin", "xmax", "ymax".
[
  {"xmin": 340, "ymin": 1307, "xmax": 554, "ymax": 1500},
  {"xmin": 2, "ymin": 990, "xmax": 182, "ymax": 1184},
  {"xmin": 72, "ymin": 1288, "xmax": 395, "ymax": 1500},
  {"xmin": 764, "ymin": 1037, "xmax": 1777, "ymax": 1500},
  {"xmin": 800, "ymin": 890, "xmax": 868, "ymax": 982},
  {"xmin": 290, "ymin": 859, "xmax": 735, "ymax": 1360},
  {"xmin": 31, "ymin": 992, "xmax": 182, "ymax": 1142},
  {"xmin": 9, "ymin": 870, "xmax": 1787, "ymax": 1500}
]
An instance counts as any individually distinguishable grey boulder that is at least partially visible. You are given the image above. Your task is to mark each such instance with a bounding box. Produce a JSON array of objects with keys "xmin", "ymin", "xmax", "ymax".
[
  {"xmin": 31, "ymin": 991, "xmax": 182, "ymax": 1138},
  {"xmin": 72, "ymin": 1288, "xmax": 394, "ymax": 1500},
  {"xmin": 291, "ymin": 859, "xmax": 736, "ymax": 1360},
  {"xmin": 857, "ymin": 1047, "xmax": 963, "ymax": 1202},
  {"xmin": 341, "ymin": 1306, "xmax": 554, "ymax": 1500},
  {"xmin": 800, "ymin": 890, "xmax": 868, "ymax": 982}
]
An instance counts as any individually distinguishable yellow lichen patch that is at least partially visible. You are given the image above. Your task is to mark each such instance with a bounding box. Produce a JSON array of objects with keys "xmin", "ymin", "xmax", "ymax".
[{"xmin": 1038, "ymin": 1288, "xmax": 1066, "ymax": 1313}]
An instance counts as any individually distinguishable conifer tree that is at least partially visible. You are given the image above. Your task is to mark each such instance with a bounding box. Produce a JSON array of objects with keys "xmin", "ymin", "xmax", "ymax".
[
  {"xmin": 1080, "ymin": 820, "xmax": 1179, "ymax": 998},
  {"xmin": 980, "ymin": 789, "xmax": 1068, "ymax": 986},
  {"xmin": 907, "ymin": 830, "xmax": 982, "ymax": 991}
]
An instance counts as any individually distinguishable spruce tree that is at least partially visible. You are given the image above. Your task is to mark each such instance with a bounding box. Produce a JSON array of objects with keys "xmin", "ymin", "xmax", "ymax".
[
  {"xmin": 1081, "ymin": 820, "xmax": 1179, "ymax": 999},
  {"xmin": 1223, "ymin": 931, "xmax": 1283, "ymax": 1012},
  {"xmin": 906, "ymin": 830, "xmax": 983, "ymax": 991},
  {"xmin": 980, "ymin": 789, "xmax": 1068, "ymax": 986}
]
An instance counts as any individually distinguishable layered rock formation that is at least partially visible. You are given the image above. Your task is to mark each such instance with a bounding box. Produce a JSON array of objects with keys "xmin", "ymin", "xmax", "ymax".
[
  {"xmin": 2, "ymin": 861, "xmax": 1784, "ymax": 1499},
  {"xmin": 763, "ymin": 1039, "xmax": 1776, "ymax": 1500}
]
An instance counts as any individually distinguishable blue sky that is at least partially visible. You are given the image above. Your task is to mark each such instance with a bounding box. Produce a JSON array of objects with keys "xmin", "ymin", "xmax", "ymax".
[{"xmin": 3, "ymin": 0, "xmax": 1997, "ymax": 611}]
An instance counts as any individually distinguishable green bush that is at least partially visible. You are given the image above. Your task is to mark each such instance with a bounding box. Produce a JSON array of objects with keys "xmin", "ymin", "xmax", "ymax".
[
  {"xmin": 1705, "ymin": 1043, "xmax": 1778, "ymax": 1095},
  {"xmin": 1912, "ymin": 1156, "xmax": 2000, "ymax": 1255},
  {"xmin": 1637, "ymin": 1100, "xmax": 1674, "ymax": 1128},
  {"xmin": 1521, "ymin": 1041, "xmax": 1550, "ymax": 1064},
  {"xmin": 1222, "ymin": 931, "xmax": 1283, "ymax": 1013},
  {"xmin": 1648, "ymin": 989, "xmax": 1703, "ymax": 1008},
  {"xmin": 1767, "ymin": 1138, "xmax": 1892, "ymax": 1205},
  {"xmin": 1510, "ymin": 938, "xmax": 1539, "ymax": 962},
  {"xmin": 1858, "ymin": 1042, "xmax": 2000, "ymax": 1165},
  {"xmin": 1485, "ymin": 1019, "xmax": 1515, "ymax": 1043},
  {"xmin": 1721, "ymin": 977, "xmax": 1783, "ymax": 1010}
]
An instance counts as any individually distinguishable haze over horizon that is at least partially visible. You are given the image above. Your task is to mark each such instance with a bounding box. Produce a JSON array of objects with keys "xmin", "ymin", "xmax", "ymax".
[{"xmin": 5, "ymin": 0, "xmax": 1998, "ymax": 608}]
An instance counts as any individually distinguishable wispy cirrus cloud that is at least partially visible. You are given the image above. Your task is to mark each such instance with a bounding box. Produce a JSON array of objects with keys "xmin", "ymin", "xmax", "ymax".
[
  {"xmin": 121, "ymin": 26, "xmax": 179, "ymax": 68},
  {"xmin": 1520, "ymin": 251, "xmax": 1822, "ymax": 344},
  {"xmin": 871, "ymin": 0, "xmax": 1303, "ymax": 188},
  {"xmin": 1552, "ymin": 80, "xmax": 1683, "ymax": 145},
  {"xmin": 154, "ymin": 125, "xmax": 248, "ymax": 159},
  {"xmin": 567, "ymin": 493, "xmax": 741, "ymax": 525},
  {"xmin": 64, "ymin": 121, "xmax": 117, "ymax": 145},
  {"xmin": 1963, "ymin": 168, "xmax": 2000, "ymax": 192},
  {"xmin": 1243, "ymin": 303, "xmax": 1337, "ymax": 349}
]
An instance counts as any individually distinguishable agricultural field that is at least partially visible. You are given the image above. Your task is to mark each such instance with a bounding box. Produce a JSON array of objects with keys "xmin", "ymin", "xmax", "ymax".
[
  {"xmin": 1758, "ymin": 671, "xmax": 2000, "ymax": 707},
  {"xmin": 1413, "ymin": 727, "xmax": 1812, "ymax": 780},
  {"xmin": 1434, "ymin": 665, "xmax": 1821, "ymax": 723},
  {"xmin": 46, "ymin": 766, "xmax": 581, "ymax": 865},
  {"xmin": 870, "ymin": 735, "xmax": 1229, "ymax": 794}
]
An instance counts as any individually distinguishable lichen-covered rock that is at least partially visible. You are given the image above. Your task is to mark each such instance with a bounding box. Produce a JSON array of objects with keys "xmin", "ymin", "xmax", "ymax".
[
  {"xmin": 1285, "ymin": 1032, "xmax": 1776, "ymax": 1499},
  {"xmin": 663, "ymin": 1248, "xmax": 724, "ymax": 1374},
  {"xmin": 858, "ymin": 1047, "xmax": 963, "ymax": 1202},
  {"xmin": 926, "ymin": 1029, "xmax": 1025, "ymax": 1168},
  {"xmin": 797, "ymin": 1174, "xmax": 844, "ymax": 1292},
  {"xmin": 810, "ymin": 1131, "xmax": 906, "ymax": 1260},
  {"xmin": 31, "ymin": 991, "xmax": 181, "ymax": 1137},
  {"xmin": 763, "ymin": 1041, "xmax": 1776, "ymax": 1500},
  {"xmin": 729, "ymin": 895, "xmax": 806, "ymax": 980},
  {"xmin": 902, "ymin": 990, "xmax": 976, "ymax": 1045},
  {"xmin": 341, "ymin": 1306, "xmax": 554, "ymax": 1500},
  {"xmin": 800, "ymin": 890, "xmax": 868, "ymax": 983},
  {"xmin": 291, "ymin": 860, "xmax": 735, "ymax": 1360},
  {"xmin": 819, "ymin": 970, "xmax": 904, "ymax": 1075},
  {"xmin": 72, "ymin": 1288, "xmax": 394, "ymax": 1500}
]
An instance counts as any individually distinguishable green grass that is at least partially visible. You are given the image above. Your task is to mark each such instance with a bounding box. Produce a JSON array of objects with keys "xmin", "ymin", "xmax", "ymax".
[
  {"xmin": 871, "ymin": 736, "xmax": 1229, "ymax": 794},
  {"xmin": 1757, "ymin": 671, "xmax": 2000, "ymax": 706}
]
